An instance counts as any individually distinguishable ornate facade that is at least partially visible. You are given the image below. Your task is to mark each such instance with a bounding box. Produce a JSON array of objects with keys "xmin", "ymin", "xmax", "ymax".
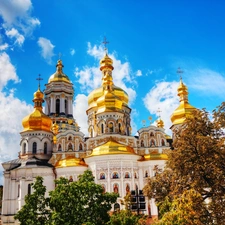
[{"xmin": 1, "ymin": 49, "xmax": 195, "ymax": 224}]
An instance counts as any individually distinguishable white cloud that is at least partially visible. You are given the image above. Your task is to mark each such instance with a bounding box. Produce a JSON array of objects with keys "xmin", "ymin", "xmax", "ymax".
[
  {"xmin": 73, "ymin": 94, "xmax": 88, "ymax": 136},
  {"xmin": 143, "ymin": 81, "xmax": 179, "ymax": 134},
  {"xmin": 0, "ymin": 0, "xmax": 40, "ymax": 47},
  {"xmin": 70, "ymin": 48, "xmax": 75, "ymax": 56},
  {"xmin": 37, "ymin": 37, "xmax": 55, "ymax": 64},
  {"xmin": 6, "ymin": 28, "xmax": 25, "ymax": 46},
  {"xmin": 0, "ymin": 43, "xmax": 9, "ymax": 51},
  {"xmin": 186, "ymin": 68, "xmax": 225, "ymax": 97},
  {"xmin": 136, "ymin": 70, "xmax": 142, "ymax": 76},
  {"xmin": 0, "ymin": 53, "xmax": 33, "ymax": 184},
  {"xmin": 0, "ymin": 52, "xmax": 20, "ymax": 91}
]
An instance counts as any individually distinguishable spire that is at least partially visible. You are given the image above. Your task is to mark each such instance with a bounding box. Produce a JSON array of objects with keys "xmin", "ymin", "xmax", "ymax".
[{"xmin": 33, "ymin": 74, "xmax": 44, "ymax": 110}]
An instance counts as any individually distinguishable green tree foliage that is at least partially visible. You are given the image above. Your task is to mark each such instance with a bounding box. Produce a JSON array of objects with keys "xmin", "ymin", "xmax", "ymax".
[
  {"xmin": 14, "ymin": 177, "xmax": 50, "ymax": 225},
  {"xmin": 144, "ymin": 106, "xmax": 225, "ymax": 224},
  {"xmin": 15, "ymin": 170, "xmax": 117, "ymax": 225},
  {"xmin": 50, "ymin": 170, "xmax": 117, "ymax": 225}
]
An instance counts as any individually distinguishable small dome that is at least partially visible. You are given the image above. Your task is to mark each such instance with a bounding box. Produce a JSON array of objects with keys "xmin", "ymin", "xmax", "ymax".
[
  {"xmin": 55, "ymin": 156, "xmax": 88, "ymax": 168},
  {"xmin": 91, "ymin": 139, "xmax": 135, "ymax": 156},
  {"xmin": 22, "ymin": 88, "xmax": 52, "ymax": 132},
  {"xmin": 48, "ymin": 60, "xmax": 70, "ymax": 83},
  {"xmin": 171, "ymin": 79, "xmax": 195, "ymax": 125},
  {"xmin": 157, "ymin": 118, "xmax": 164, "ymax": 128},
  {"xmin": 100, "ymin": 53, "xmax": 114, "ymax": 71}
]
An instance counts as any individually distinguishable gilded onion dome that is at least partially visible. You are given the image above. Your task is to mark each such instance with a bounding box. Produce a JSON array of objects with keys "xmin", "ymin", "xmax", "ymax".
[
  {"xmin": 91, "ymin": 139, "xmax": 135, "ymax": 156},
  {"xmin": 48, "ymin": 59, "xmax": 70, "ymax": 83},
  {"xmin": 22, "ymin": 87, "xmax": 52, "ymax": 132},
  {"xmin": 55, "ymin": 156, "xmax": 88, "ymax": 168},
  {"xmin": 87, "ymin": 53, "xmax": 129, "ymax": 113},
  {"xmin": 171, "ymin": 79, "xmax": 195, "ymax": 125}
]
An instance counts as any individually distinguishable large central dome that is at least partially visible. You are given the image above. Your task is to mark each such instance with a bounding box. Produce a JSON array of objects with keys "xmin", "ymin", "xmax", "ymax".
[{"xmin": 87, "ymin": 53, "xmax": 129, "ymax": 113}]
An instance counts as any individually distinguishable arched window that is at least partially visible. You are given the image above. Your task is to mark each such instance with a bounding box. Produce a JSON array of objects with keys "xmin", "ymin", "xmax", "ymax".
[
  {"xmin": 79, "ymin": 143, "xmax": 83, "ymax": 151},
  {"xmin": 32, "ymin": 142, "xmax": 37, "ymax": 154},
  {"xmin": 126, "ymin": 184, "xmax": 130, "ymax": 194},
  {"xmin": 113, "ymin": 184, "xmax": 119, "ymax": 194},
  {"xmin": 58, "ymin": 144, "xmax": 62, "ymax": 151},
  {"xmin": 125, "ymin": 172, "xmax": 130, "ymax": 178},
  {"xmin": 56, "ymin": 99, "xmax": 60, "ymax": 115},
  {"xmin": 68, "ymin": 136, "xmax": 72, "ymax": 141},
  {"xmin": 44, "ymin": 142, "xmax": 47, "ymax": 154},
  {"xmin": 68, "ymin": 143, "xmax": 73, "ymax": 151},
  {"xmin": 23, "ymin": 143, "xmax": 26, "ymax": 154},
  {"xmin": 150, "ymin": 139, "xmax": 155, "ymax": 147},
  {"xmin": 112, "ymin": 172, "xmax": 119, "ymax": 179},
  {"xmin": 141, "ymin": 140, "xmax": 144, "ymax": 147},
  {"xmin": 65, "ymin": 99, "xmax": 68, "ymax": 115},
  {"xmin": 28, "ymin": 184, "xmax": 31, "ymax": 195},
  {"xmin": 150, "ymin": 132, "xmax": 154, "ymax": 137},
  {"xmin": 101, "ymin": 124, "xmax": 104, "ymax": 134},
  {"xmin": 162, "ymin": 139, "xmax": 165, "ymax": 146},
  {"xmin": 100, "ymin": 173, "xmax": 105, "ymax": 179},
  {"xmin": 109, "ymin": 122, "xmax": 113, "ymax": 132},
  {"xmin": 102, "ymin": 184, "xmax": 106, "ymax": 193}
]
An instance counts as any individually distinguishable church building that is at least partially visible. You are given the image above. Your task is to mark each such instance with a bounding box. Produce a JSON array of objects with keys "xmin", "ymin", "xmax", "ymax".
[{"xmin": 1, "ymin": 48, "xmax": 195, "ymax": 224}]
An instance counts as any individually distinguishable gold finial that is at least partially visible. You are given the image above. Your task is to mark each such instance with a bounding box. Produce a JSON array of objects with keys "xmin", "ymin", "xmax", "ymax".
[
  {"xmin": 142, "ymin": 120, "xmax": 146, "ymax": 127},
  {"xmin": 102, "ymin": 37, "xmax": 109, "ymax": 53},
  {"xmin": 177, "ymin": 67, "xmax": 183, "ymax": 81},
  {"xmin": 36, "ymin": 74, "xmax": 43, "ymax": 89}
]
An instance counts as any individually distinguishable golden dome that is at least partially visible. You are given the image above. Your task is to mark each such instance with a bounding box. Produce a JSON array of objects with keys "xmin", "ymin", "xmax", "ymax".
[
  {"xmin": 87, "ymin": 53, "xmax": 129, "ymax": 113},
  {"xmin": 22, "ymin": 87, "xmax": 52, "ymax": 132},
  {"xmin": 91, "ymin": 139, "xmax": 135, "ymax": 156},
  {"xmin": 48, "ymin": 59, "xmax": 70, "ymax": 83},
  {"xmin": 55, "ymin": 156, "xmax": 88, "ymax": 168},
  {"xmin": 171, "ymin": 79, "xmax": 195, "ymax": 125},
  {"xmin": 157, "ymin": 118, "xmax": 164, "ymax": 128}
]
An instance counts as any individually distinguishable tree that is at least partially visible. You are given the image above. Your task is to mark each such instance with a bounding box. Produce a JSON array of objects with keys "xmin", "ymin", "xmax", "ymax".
[
  {"xmin": 14, "ymin": 177, "xmax": 50, "ymax": 225},
  {"xmin": 49, "ymin": 170, "xmax": 117, "ymax": 225},
  {"xmin": 144, "ymin": 106, "xmax": 225, "ymax": 224},
  {"xmin": 15, "ymin": 170, "xmax": 117, "ymax": 225}
]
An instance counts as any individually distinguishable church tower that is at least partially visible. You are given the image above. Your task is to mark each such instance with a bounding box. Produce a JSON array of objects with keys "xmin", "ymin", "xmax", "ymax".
[
  {"xmin": 87, "ymin": 51, "xmax": 131, "ymax": 138},
  {"xmin": 170, "ymin": 77, "xmax": 195, "ymax": 135}
]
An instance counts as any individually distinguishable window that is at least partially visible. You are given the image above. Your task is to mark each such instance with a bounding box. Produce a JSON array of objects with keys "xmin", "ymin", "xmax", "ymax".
[
  {"xmin": 79, "ymin": 143, "xmax": 83, "ymax": 151},
  {"xmin": 32, "ymin": 142, "xmax": 37, "ymax": 154},
  {"xmin": 65, "ymin": 99, "xmax": 68, "ymax": 115},
  {"xmin": 114, "ymin": 203, "xmax": 120, "ymax": 212},
  {"xmin": 125, "ymin": 172, "xmax": 130, "ymax": 178},
  {"xmin": 109, "ymin": 122, "xmax": 113, "ymax": 132},
  {"xmin": 162, "ymin": 139, "xmax": 165, "ymax": 146},
  {"xmin": 150, "ymin": 139, "xmax": 155, "ymax": 147},
  {"xmin": 68, "ymin": 143, "xmax": 73, "ymax": 151},
  {"xmin": 23, "ymin": 143, "xmax": 26, "ymax": 154},
  {"xmin": 58, "ymin": 144, "xmax": 62, "ymax": 151},
  {"xmin": 68, "ymin": 136, "xmax": 72, "ymax": 141},
  {"xmin": 141, "ymin": 140, "xmax": 144, "ymax": 147},
  {"xmin": 100, "ymin": 173, "xmax": 105, "ymax": 179},
  {"xmin": 18, "ymin": 184, "xmax": 20, "ymax": 197},
  {"xmin": 112, "ymin": 172, "xmax": 119, "ymax": 179},
  {"xmin": 118, "ymin": 123, "xmax": 122, "ymax": 133},
  {"xmin": 56, "ymin": 99, "xmax": 60, "ymax": 115},
  {"xmin": 101, "ymin": 124, "xmax": 104, "ymax": 134},
  {"xmin": 28, "ymin": 184, "xmax": 31, "ymax": 195},
  {"xmin": 44, "ymin": 142, "xmax": 47, "ymax": 154}
]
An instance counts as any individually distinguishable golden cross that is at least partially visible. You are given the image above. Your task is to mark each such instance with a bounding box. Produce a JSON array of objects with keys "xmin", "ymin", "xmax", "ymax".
[
  {"xmin": 102, "ymin": 37, "xmax": 109, "ymax": 52},
  {"xmin": 177, "ymin": 67, "xmax": 183, "ymax": 80},
  {"xmin": 36, "ymin": 74, "xmax": 43, "ymax": 89},
  {"xmin": 58, "ymin": 52, "xmax": 62, "ymax": 60}
]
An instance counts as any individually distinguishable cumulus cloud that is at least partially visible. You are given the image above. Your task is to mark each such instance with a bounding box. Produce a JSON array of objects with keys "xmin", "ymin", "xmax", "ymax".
[
  {"xmin": 70, "ymin": 48, "xmax": 75, "ymax": 56},
  {"xmin": 0, "ymin": 53, "xmax": 33, "ymax": 184},
  {"xmin": 73, "ymin": 94, "xmax": 88, "ymax": 136},
  {"xmin": 0, "ymin": 0, "xmax": 40, "ymax": 47},
  {"xmin": 5, "ymin": 28, "xmax": 25, "ymax": 46},
  {"xmin": 0, "ymin": 52, "xmax": 20, "ymax": 91},
  {"xmin": 37, "ymin": 37, "xmax": 55, "ymax": 64},
  {"xmin": 143, "ymin": 81, "xmax": 179, "ymax": 134}
]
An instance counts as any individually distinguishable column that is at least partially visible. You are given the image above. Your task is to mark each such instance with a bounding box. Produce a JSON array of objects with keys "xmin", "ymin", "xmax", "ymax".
[
  {"xmin": 50, "ymin": 94, "xmax": 55, "ymax": 115},
  {"xmin": 60, "ymin": 94, "xmax": 65, "ymax": 115}
]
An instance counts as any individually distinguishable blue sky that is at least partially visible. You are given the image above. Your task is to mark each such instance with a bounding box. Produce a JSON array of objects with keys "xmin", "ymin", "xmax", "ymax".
[{"xmin": 0, "ymin": 0, "xmax": 225, "ymax": 183}]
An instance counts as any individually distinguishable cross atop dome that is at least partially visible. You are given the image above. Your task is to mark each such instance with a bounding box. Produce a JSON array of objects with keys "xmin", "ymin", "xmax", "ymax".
[
  {"xmin": 36, "ymin": 74, "xmax": 43, "ymax": 89},
  {"xmin": 102, "ymin": 37, "xmax": 109, "ymax": 53}
]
